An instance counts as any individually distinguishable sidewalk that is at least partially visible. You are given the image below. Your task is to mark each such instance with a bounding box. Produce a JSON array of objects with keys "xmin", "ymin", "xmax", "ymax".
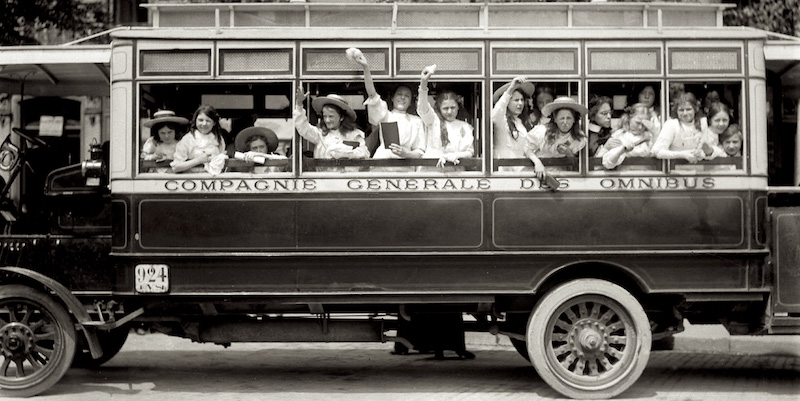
[{"xmin": 464, "ymin": 321, "xmax": 800, "ymax": 357}]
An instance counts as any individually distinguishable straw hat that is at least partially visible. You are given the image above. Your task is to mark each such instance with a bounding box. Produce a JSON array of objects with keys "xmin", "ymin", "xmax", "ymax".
[
  {"xmin": 142, "ymin": 110, "xmax": 189, "ymax": 128},
  {"xmin": 540, "ymin": 97, "xmax": 588, "ymax": 117},
  {"xmin": 492, "ymin": 81, "xmax": 536, "ymax": 104},
  {"xmin": 235, "ymin": 127, "xmax": 278, "ymax": 153},
  {"xmin": 311, "ymin": 94, "xmax": 357, "ymax": 120}
]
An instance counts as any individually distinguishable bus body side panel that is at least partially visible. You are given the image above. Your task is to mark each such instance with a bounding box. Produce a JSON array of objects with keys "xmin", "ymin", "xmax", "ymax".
[
  {"xmin": 111, "ymin": 190, "xmax": 759, "ymax": 296},
  {"xmin": 115, "ymin": 253, "xmax": 751, "ymax": 296},
  {"xmin": 492, "ymin": 191, "xmax": 747, "ymax": 250}
]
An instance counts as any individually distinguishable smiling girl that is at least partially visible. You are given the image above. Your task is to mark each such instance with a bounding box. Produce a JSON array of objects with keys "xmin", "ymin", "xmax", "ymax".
[
  {"xmin": 350, "ymin": 48, "xmax": 425, "ymax": 163},
  {"xmin": 170, "ymin": 105, "xmax": 227, "ymax": 173},
  {"xmin": 652, "ymin": 92, "xmax": 712, "ymax": 164}
]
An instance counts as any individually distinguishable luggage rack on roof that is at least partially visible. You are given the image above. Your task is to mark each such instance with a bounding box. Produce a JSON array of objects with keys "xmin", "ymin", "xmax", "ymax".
[{"xmin": 142, "ymin": 2, "xmax": 735, "ymax": 31}]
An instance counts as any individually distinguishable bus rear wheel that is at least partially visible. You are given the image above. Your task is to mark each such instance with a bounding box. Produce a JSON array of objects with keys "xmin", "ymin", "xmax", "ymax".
[
  {"xmin": 0, "ymin": 285, "xmax": 76, "ymax": 397},
  {"xmin": 526, "ymin": 279, "xmax": 651, "ymax": 400}
]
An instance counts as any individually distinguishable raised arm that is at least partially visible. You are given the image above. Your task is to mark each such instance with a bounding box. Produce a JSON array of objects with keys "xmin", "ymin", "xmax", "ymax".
[
  {"xmin": 348, "ymin": 48, "xmax": 377, "ymax": 98},
  {"xmin": 491, "ymin": 76, "xmax": 526, "ymax": 124},
  {"xmin": 417, "ymin": 65, "xmax": 437, "ymax": 126},
  {"xmin": 292, "ymin": 85, "xmax": 323, "ymax": 146}
]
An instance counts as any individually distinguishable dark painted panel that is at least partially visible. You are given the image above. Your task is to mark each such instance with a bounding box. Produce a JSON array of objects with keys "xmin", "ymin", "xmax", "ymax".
[
  {"xmin": 129, "ymin": 254, "xmax": 748, "ymax": 294},
  {"xmin": 111, "ymin": 200, "xmax": 127, "ymax": 248},
  {"xmin": 493, "ymin": 194, "xmax": 744, "ymax": 248},
  {"xmin": 139, "ymin": 199, "xmax": 297, "ymax": 249},
  {"xmin": 774, "ymin": 210, "xmax": 800, "ymax": 312},
  {"xmin": 296, "ymin": 198, "xmax": 483, "ymax": 249}
]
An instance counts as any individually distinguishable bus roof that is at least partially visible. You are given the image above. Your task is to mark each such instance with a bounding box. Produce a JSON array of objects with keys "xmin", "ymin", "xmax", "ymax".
[{"xmin": 111, "ymin": 2, "xmax": 769, "ymax": 41}]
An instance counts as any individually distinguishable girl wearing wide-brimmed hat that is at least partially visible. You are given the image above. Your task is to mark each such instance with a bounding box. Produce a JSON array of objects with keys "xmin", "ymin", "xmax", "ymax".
[
  {"xmin": 523, "ymin": 96, "xmax": 587, "ymax": 179},
  {"xmin": 141, "ymin": 110, "xmax": 188, "ymax": 162},
  {"xmin": 233, "ymin": 126, "xmax": 288, "ymax": 173},
  {"xmin": 492, "ymin": 76, "xmax": 535, "ymax": 162},
  {"xmin": 293, "ymin": 86, "xmax": 369, "ymax": 170}
]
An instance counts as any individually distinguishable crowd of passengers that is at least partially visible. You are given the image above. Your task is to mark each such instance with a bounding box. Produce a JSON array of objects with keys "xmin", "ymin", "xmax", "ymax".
[{"xmin": 141, "ymin": 48, "xmax": 743, "ymax": 178}]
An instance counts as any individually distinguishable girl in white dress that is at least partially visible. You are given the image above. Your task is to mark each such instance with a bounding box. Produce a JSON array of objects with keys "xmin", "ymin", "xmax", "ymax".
[
  {"xmin": 596, "ymin": 103, "xmax": 657, "ymax": 170},
  {"xmin": 294, "ymin": 87, "xmax": 369, "ymax": 172},
  {"xmin": 652, "ymin": 92, "xmax": 717, "ymax": 164},
  {"xmin": 417, "ymin": 65, "xmax": 474, "ymax": 170},
  {"xmin": 350, "ymin": 48, "xmax": 425, "ymax": 167},
  {"xmin": 171, "ymin": 105, "xmax": 226, "ymax": 174},
  {"xmin": 524, "ymin": 97, "xmax": 587, "ymax": 180}
]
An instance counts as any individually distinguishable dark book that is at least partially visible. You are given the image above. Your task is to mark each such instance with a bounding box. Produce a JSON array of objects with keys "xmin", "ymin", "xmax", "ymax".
[
  {"xmin": 380, "ymin": 122, "xmax": 400, "ymax": 148},
  {"xmin": 543, "ymin": 174, "xmax": 560, "ymax": 191},
  {"xmin": 342, "ymin": 140, "xmax": 360, "ymax": 149}
]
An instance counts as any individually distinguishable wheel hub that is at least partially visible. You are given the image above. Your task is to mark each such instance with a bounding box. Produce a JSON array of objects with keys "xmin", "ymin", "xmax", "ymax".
[
  {"xmin": 570, "ymin": 319, "xmax": 607, "ymax": 355},
  {"xmin": 0, "ymin": 323, "xmax": 35, "ymax": 357}
]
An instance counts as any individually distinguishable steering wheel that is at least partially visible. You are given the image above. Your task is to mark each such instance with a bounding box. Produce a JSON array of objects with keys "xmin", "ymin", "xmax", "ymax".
[{"xmin": 11, "ymin": 127, "xmax": 48, "ymax": 147}]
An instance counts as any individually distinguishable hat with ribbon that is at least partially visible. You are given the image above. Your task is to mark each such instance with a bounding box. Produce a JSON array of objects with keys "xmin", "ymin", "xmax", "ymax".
[
  {"xmin": 235, "ymin": 126, "xmax": 279, "ymax": 153},
  {"xmin": 311, "ymin": 94, "xmax": 357, "ymax": 120},
  {"xmin": 541, "ymin": 97, "xmax": 588, "ymax": 117},
  {"xmin": 142, "ymin": 110, "xmax": 189, "ymax": 128}
]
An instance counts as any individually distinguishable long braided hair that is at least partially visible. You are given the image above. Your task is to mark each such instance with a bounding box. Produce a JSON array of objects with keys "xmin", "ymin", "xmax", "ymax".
[
  {"xmin": 504, "ymin": 89, "xmax": 532, "ymax": 140},
  {"xmin": 434, "ymin": 90, "xmax": 462, "ymax": 147}
]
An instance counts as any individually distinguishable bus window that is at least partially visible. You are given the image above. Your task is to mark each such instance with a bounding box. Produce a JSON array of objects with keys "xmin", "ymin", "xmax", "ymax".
[
  {"xmin": 138, "ymin": 82, "xmax": 293, "ymax": 175},
  {"xmin": 661, "ymin": 81, "xmax": 744, "ymax": 173},
  {"xmin": 492, "ymin": 80, "xmax": 581, "ymax": 173},
  {"xmin": 587, "ymin": 81, "xmax": 664, "ymax": 173},
  {"xmin": 299, "ymin": 81, "xmax": 483, "ymax": 174}
]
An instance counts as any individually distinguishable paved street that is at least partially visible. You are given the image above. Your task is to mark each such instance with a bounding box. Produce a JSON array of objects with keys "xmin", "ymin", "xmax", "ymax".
[{"xmin": 9, "ymin": 323, "xmax": 798, "ymax": 401}]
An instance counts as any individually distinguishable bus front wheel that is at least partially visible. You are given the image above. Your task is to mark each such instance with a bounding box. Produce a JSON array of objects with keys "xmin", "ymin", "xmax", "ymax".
[
  {"xmin": 526, "ymin": 279, "xmax": 651, "ymax": 400},
  {"xmin": 0, "ymin": 284, "xmax": 77, "ymax": 397}
]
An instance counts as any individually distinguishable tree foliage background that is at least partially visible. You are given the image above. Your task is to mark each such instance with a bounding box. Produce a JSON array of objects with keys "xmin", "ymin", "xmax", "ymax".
[
  {"xmin": 0, "ymin": 0, "xmax": 108, "ymax": 45},
  {"xmin": 724, "ymin": 0, "xmax": 800, "ymax": 37}
]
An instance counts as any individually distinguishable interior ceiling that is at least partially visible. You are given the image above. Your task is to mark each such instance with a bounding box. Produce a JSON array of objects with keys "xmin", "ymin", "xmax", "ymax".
[
  {"xmin": 0, "ymin": 45, "xmax": 110, "ymax": 98},
  {"xmin": 767, "ymin": 60, "xmax": 800, "ymax": 94},
  {"xmin": 0, "ymin": 63, "xmax": 110, "ymax": 98}
]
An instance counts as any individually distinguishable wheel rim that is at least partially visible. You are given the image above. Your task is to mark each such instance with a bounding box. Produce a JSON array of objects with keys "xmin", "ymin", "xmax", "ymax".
[
  {"xmin": 0, "ymin": 299, "xmax": 66, "ymax": 386},
  {"xmin": 543, "ymin": 295, "xmax": 640, "ymax": 390}
]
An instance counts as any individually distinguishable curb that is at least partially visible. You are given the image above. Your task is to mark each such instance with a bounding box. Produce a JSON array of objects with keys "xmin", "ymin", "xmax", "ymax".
[{"xmin": 465, "ymin": 322, "xmax": 800, "ymax": 357}]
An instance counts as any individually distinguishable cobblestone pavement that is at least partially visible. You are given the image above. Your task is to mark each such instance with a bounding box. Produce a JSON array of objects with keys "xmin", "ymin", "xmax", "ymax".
[{"xmin": 12, "ymin": 326, "xmax": 799, "ymax": 401}]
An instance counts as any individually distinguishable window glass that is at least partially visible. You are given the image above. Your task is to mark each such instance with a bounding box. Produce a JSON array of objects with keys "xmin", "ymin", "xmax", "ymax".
[
  {"xmin": 661, "ymin": 81, "xmax": 744, "ymax": 173},
  {"xmin": 587, "ymin": 81, "xmax": 664, "ymax": 173},
  {"xmin": 138, "ymin": 82, "xmax": 293, "ymax": 175},
  {"xmin": 491, "ymin": 80, "xmax": 581, "ymax": 174},
  {"xmin": 298, "ymin": 81, "xmax": 483, "ymax": 174}
]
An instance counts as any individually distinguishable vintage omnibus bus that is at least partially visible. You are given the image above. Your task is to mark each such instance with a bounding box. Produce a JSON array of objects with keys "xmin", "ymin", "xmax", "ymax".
[{"xmin": 0, "ymin": 1, "xmax": 799, "ymax": 399}]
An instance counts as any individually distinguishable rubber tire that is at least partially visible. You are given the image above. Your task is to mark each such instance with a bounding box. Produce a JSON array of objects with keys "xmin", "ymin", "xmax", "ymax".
[
  {"xmin": 526, "ymin": 279, "xmax": 651, "ymax": 400},
  {"xmin": 0, "ymin": 284, "xmax": 77, "ymax": 397},
  {"xmin": 72, "ymin": 326, "xmax": 130, "ymax": 368}
]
